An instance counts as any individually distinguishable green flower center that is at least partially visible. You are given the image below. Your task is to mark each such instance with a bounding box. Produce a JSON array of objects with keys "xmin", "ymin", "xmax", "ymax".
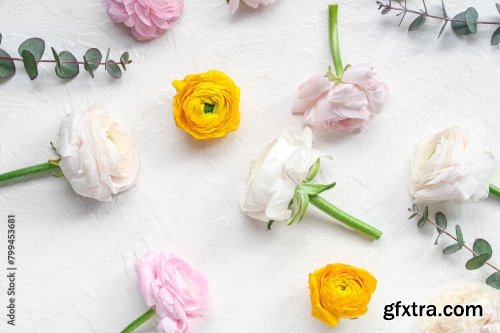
[{"xmin": 204, "ymin": 103, "xmax": 215, "ymax": 114}]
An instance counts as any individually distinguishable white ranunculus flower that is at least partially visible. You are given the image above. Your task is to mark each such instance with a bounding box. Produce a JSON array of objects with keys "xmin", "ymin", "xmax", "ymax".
[
  {"xmin": 57, "ymin": 105, "xmax": 139, "ymax": 202},
  {"xmin": 422, "ymin": 283, "xmax": 500, "ymax": 333},
  {"xmin": 410, "ymin": 126, "xmax": 493, "ymax": 204},
  {"xmin": 240, "ymin": 127, "xmax": 325, "ymax": 222}
]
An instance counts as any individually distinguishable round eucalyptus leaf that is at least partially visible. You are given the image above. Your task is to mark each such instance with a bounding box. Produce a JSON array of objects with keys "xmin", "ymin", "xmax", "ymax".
[
  {"xmin": 465, "ymin": 7, "xmax": 478, "ymax": 34},
  {"xmin": 465, "ymin": 253, "xmax": 490, "ymax": 270},
  {"xmin": 435, "ymin": 212, "xmax": 447, "ymax": 232},
  {"xmin": 492, "ymin": 26, "xmax": 500, "ymax": 45},
  {"xmin": 18, "ymin": 37, "xmax": 45, "ymax": 61},
  {"xmin": 381, "ymin": 7, "xmax": 390, "ymax": 15},
  {"xmin": 84, "ymin": 48, "xmax": 102, "ymax": 71},
  {"xmin": 473, "ymin": 238, "xmax": 493, "ymax": 258},
  {"xmin": 442, "ymin": 243, "xmax": 461, "ymax": 254},
  {"xmin": 55, "ymin": 51, "xmax": 79, "ymax": 79},
  {"xmin": 120, "ymin": 52, "xmax": 129, "ymax": 71},
  {"xmin": 21, "ymin": 50, "xmax": 38, "ymax": 80},
  {"xmin": 83, "ymin": 56, "xmax": 94, "ymax": 78},
  {"xmin": 0, "ymin": 48, "xmax": 16, "ymax": 79},
  {"xmin": 51, "ymin": 47, "xmax": 61, "ymax": 70},
  {"xmin": 451, "ymin": 12, "xmax": 472, "ymax": 35},
  {"xmin": 106, "ymin": 60, "xmax": 122, "ymax": 79},
  {"xmin": 486, "ymin": 272, "xmax": 500, "ymax": 289},
  {"xmin": 408, "ymin": 14, "xmax": 426, "ymax": 31}
]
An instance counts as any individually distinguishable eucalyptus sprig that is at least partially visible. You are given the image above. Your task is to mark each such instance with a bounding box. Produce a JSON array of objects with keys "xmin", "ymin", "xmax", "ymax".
[
  {"xmin": 0, "ymin": 34, "xmax": 131, "ymax": 80},
  {"xmin": 377, "ymin": 0, "xmax": 500, "ymax": 45},
  {"xmin": 409, "ymin": 205, "xmax": 500, "ymax": 289}
]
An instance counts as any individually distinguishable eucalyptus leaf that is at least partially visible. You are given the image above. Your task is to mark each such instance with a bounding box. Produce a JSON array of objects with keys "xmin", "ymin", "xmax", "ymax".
[
  {"xmin": 381, "ymin": 7, "xmax": 390, "ymax": 15},
  {"xmin": 435, "ymin": 212, "xmax": 447, "ymax": 232},
  {"xmin": 491, "ymin": 26, "xmax": 500, "ymax": 45},
  {"xmin": 0, "ymin": 48, "xmax": 16, "ymax": 79},
  {"xmin": 465, "ymin": 253, "xmax": 490, "ymax": 270},
  {"xmin": 18, "ymin": 37, "xmax": 45, "ymax": 61},
  {"xmin": 21, "ymin": 50, "xmax": 38, "ymax": 80},
  {"xmin": 412, "ymin": 203, "xmax": 418, "ymax": 213},
  {"xmin": 84, "ymin": 48, "xmax": 102, "ymax": 71},
  {"xmin": 423, "ymin": 206, "xmax": 428, "ymax": 221},
  {"xmin": 409, "ymin": 14, "xmax": 426, "ymax": 31},
  {"xmin": 104, "ymin": 48, "xmax": 110, "ymax": 70},
  {"xmin": 106, "ymin": 60, "xmax": 122, "ymax": 79},
  {"xmin": 408, "ymin": 212, "xmax": 418, "ymax": 219},
  {"xmin": 83, "ymin": 56, "xmax": 94, "ymax": 78},
  {"xmin": 299, "ymin": 182, "xmax": 336, "ymax": 196},
  {"xmin": 417, "ymin": 216, "xmax": 426, "ymax": 228},
  {"xmin": 451, "ymin": 12, "xmax": 472, "ymax": 35},
  {"xmin": 465, "ymin": 7, "xmax": 478, "ymax": 34},
  {"xmin": 456, "ymin": 225, "xmax": 464, "ymax": 248},
  {"xmin": 486, "ymin": 272, "xmax": 500, "ymax": 289},
  {"xmin": 0, "ymin": 33, "xmax": 2, "ymax": 45},
  {"xmin": 443, "ymin": 243, "xmax": 461, "ymax": 254},
  {"xmin": 473, "ymin": 239, "xmax": 493, "ymax": 258},
  {"xmin": 120, "ymin": 52, "xmax": 129, "ymax": 71},
  {"xmin": 496, "ymin": 3, "xmax": 500, "ymax": 14},
  {"xmin": 51, "ymin": 47, "xmax": 60, "ymax": 70},
  {"xmin": 305, "ymin": 158, "xmax": 321, "ymax": 183},
  {"xmin": 55, "ymin": 51, "xmax": 79, "ymax": 79},
  {"xmin": 438, "ymin": 21, "xmax": 448, "ymax": 39}
]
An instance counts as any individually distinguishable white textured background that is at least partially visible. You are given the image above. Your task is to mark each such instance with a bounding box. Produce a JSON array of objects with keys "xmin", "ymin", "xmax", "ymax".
[{"xmin": 0, "ymin": 0, "xmax": 499, "ymax": 332}]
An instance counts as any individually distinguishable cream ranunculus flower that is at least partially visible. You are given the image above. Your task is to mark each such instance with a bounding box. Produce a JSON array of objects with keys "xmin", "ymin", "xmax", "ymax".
[
  {"xmin": 57, "ymin": 105, "xmax": 139, "ymax": 202},
  {"xmin": 422, "ymin": 283, "xmax": 500, "ymax": 333},
  {"xmin": 240, "ymin": 127, "xmax": 324, "ymax": 222},
  {"xmin": 410, "ymin": 126, "xmax": 493, "ymax": 204}
]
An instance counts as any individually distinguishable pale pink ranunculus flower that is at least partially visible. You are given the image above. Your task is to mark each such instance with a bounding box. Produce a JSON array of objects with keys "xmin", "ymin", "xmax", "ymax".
[
  {"xmin": 136, "ymin": 252, "xmax": 210, "ymax": 333},
  {"xmin": 228, "ymin": 0, "xmax": 277, "ymax": 15},
  {"xmin": 292, "ymin": 64, "xmax": 388, "ymax": 132},
  {"xmin": 410, "ymin": 126, "xmax": 493, "ymax": 204},
  {"xmin": 57, "ymin": 105, "xmax": 139, "ymax": 202},
  {"xmin": 422, "ymin": 283, "xmax": 500, "ymax": 333},
  {"xmin": 106, "ymin": 0, "xmax": 184, "ymax": 41}
]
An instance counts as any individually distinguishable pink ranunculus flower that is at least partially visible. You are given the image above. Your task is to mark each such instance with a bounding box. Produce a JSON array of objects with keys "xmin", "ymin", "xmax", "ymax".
[
  {"xmin": 136, "ymin": 252, "xmax": 210, "ymax": 333},
  {"xmin": 106, "ymin": 0, "xmax": 184, "ymax": 41},
  {"xmin": 292, "ymin": 64, "xmax": 389, "ymax": 132},
  {"xmin": 228, "ymin": 0, "xmax": 277, "ymax": 15}
]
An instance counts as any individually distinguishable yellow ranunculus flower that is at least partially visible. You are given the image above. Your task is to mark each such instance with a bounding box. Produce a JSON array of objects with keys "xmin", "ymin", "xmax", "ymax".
[
  {"xmin": 308, "ymin": 263, "xmax": 377, "ymax": 326},
  {"xmin": 172, "ymin": 70, "xmax": 240, "ymax": 140}
]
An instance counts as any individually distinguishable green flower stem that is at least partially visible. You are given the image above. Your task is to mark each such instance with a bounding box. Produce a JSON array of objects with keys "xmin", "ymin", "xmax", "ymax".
[
  {"xmin": 121, "ymin": 308, "xmax": 156, "ymax": 333},
  {"xmin": 309, "ymin": 195, "xmax": 382, "ymax": 240},
  {"xmin": 489, "ymin": 184, "xmax": 500, "ymax": 197},
  {"xmin": 0, "ymin": 162, "xmax": 60, "ymax": 184},
  {"xmin": 328, "ymin": 4, "xmax": 344, "ymax": 77}
]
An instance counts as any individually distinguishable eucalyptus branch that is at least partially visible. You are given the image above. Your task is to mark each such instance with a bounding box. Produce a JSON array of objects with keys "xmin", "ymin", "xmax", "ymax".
[
  {"xmin": 409, "ymin": 205, "xmax": 500, "ymax": 289},
  {"xmin": 377, "ymin": 0, "xmax": 500, "ymax": 44},
  {"xmin": 0, "ymin": 34, "xmax": 132, "ymax": 80},
  {"xmin": 0, "ymin": 56, "xmax": 131, "ymax": 67}
]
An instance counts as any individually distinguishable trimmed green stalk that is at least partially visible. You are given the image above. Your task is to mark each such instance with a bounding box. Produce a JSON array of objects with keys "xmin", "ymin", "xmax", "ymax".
[
  {"xmin": 309, "ymin": 195, "xmax": 382, "ymax": 240},
  {"xmin": 121, "ymin": 308, "xmax": 156, "ymax": 333},
  {"xmin": 489, "ymin": 184, "xmax": 500, "ymax": 197},
  {"xmin": 0, "ymin": 162, "xmax": 60, "ymax": 184},
  {"xmin": 329, "ymin": 4, "xmax": 344, "ymax": 77}
]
